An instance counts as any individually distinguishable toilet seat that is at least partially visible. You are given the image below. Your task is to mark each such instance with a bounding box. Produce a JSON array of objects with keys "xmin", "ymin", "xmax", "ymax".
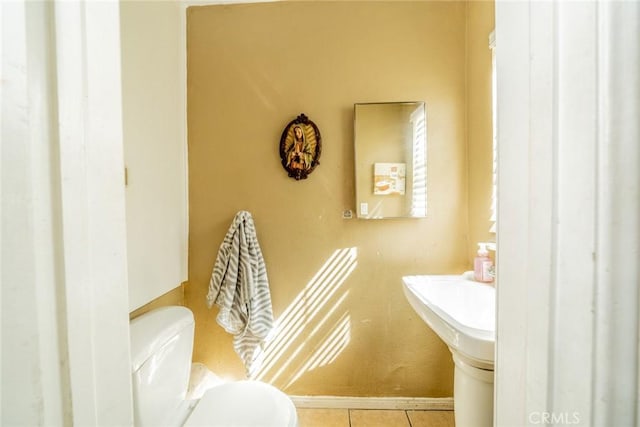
[{"xmin": 183, "ymin": 381, "xmax": 298, "ymax": 427}]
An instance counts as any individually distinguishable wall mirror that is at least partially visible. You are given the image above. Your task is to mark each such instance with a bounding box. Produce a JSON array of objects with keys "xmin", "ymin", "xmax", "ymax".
[{"xmin": 354, "ymin": 102, "xmax": 427, "ymax": 219}]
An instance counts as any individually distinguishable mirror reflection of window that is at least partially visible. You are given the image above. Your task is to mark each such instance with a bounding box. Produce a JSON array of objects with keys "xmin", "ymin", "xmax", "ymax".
[{"xmin": 410, "ymin": 104, "xmax": 427, "ymax": 217}]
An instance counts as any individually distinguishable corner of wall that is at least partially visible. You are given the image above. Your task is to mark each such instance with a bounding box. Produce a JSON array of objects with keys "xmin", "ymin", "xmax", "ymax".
[
  {"xmin": 129, "ymin": 284, "xmax": 186, "ymax": 320},
  {"xmin": 465, "ymin": 0, "xmax": 496, "ymax": 265}
]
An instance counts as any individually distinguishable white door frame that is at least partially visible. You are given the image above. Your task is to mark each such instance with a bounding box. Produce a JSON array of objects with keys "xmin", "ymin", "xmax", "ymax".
[
  {"xmin": 2, "ymin": 1, "xmax": 132, "ymax": 424},
  {"xmin": 495, "ymin": 1, "xmax": 639, "ymax": 425}
]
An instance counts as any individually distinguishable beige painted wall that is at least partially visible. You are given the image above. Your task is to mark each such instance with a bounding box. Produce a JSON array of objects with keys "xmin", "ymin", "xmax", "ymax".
[
  {"xmin": 466, "ymin": 1, "xmax": 496, "ymax": 262},
  {"xmin": 186, "ymin": 1, "xmax": 491, "ymax": 397}
]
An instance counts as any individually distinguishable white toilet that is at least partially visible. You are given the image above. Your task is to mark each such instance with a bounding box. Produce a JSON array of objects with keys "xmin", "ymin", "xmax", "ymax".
[{"xmin": 130, "ymin": 306, "xmax": 298, "ymax": 427}]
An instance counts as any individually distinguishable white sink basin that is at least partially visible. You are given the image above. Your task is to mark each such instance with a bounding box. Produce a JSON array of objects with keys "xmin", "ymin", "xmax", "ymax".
[{"xmin": 402, "ymin": 273, "xmax": 495, "ymax": 366}]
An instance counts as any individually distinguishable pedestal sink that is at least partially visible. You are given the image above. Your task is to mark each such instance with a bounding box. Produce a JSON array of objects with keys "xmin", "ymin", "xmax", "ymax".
[{"xmin": 402, "ymin": 273, "xmax": 495, "ymax": 427}]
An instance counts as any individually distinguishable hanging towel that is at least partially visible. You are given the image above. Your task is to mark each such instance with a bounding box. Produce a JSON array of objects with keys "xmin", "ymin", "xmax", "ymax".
[{"xmin": 207, "ymin": 211, "xmax": 274, "ymax": 378}]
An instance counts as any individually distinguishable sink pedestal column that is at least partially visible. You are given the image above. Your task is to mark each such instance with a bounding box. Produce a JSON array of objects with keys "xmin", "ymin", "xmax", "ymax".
[{"xmin": 451, "ymin": 352, "xmax": 494, "ymax": 427}]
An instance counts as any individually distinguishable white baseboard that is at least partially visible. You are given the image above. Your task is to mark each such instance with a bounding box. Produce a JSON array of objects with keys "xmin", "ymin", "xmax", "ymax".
[{"xmin": 290, "ymin": 395, "xmax": 454, "ymax": 411}]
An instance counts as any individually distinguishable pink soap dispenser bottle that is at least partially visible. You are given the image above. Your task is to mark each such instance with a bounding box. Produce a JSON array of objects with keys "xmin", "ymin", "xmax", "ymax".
[{"xmin": 474, "ymin": 243, "xmax": 494, "ymax": 283}]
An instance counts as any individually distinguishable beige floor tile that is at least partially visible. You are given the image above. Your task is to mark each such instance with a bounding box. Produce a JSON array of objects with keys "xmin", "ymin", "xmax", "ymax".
[
  {"xmin": 407, "ymin": 410, "xmax": 456, "ymax": 427},
  {"xmin": 350, "ymin": 409, "xmax": 411, "ymax": 427},
  {"xmin": 296, "ymin": 408, "xmax": 350, "ymax": 427}
]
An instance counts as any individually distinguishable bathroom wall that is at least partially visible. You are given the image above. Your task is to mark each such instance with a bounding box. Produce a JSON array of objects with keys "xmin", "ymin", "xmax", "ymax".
[
  {"xmin": 120, "ymin": 0, "xmax": 189, "ymax": 311},
  {"xmin": 187, "ymin": 1, "xmax": 490, "ymax": 397},
  {"xmin": 466, "ymin": 0, "xmax": 496, "ymax": 263}
]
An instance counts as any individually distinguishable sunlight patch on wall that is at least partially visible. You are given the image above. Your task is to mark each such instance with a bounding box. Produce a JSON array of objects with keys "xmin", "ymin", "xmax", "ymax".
[
  {"xmin": 283, "ymin": 312, "xmax": 351, "ymax": 389},
  {"xmin": 254, "ymin": 248, "xmax": 357, "ymax": 387}
]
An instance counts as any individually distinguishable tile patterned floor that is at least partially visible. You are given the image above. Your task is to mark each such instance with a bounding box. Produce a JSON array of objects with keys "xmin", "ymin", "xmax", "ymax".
[{"xmin": 297, "ymin": 408, "xmax": 455, "ymax": 427}]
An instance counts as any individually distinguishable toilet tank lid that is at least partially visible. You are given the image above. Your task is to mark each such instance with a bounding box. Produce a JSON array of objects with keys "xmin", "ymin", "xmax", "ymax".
[{"xmin": 130, "ymin": 306, "xmax": 195, "ymax": 371}]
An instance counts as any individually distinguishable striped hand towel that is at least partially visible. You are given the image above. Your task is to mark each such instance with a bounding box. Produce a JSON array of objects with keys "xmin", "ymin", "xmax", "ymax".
[{"xmin": 207, "ymin": 211, "xmax": 274, "ymax": 378}]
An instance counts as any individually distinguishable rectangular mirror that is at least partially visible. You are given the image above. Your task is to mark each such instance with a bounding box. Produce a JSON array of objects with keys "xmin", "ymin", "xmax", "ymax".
[{"xmin": 354, "ymin": 102, "xmax": 427, "ymax": 219}]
